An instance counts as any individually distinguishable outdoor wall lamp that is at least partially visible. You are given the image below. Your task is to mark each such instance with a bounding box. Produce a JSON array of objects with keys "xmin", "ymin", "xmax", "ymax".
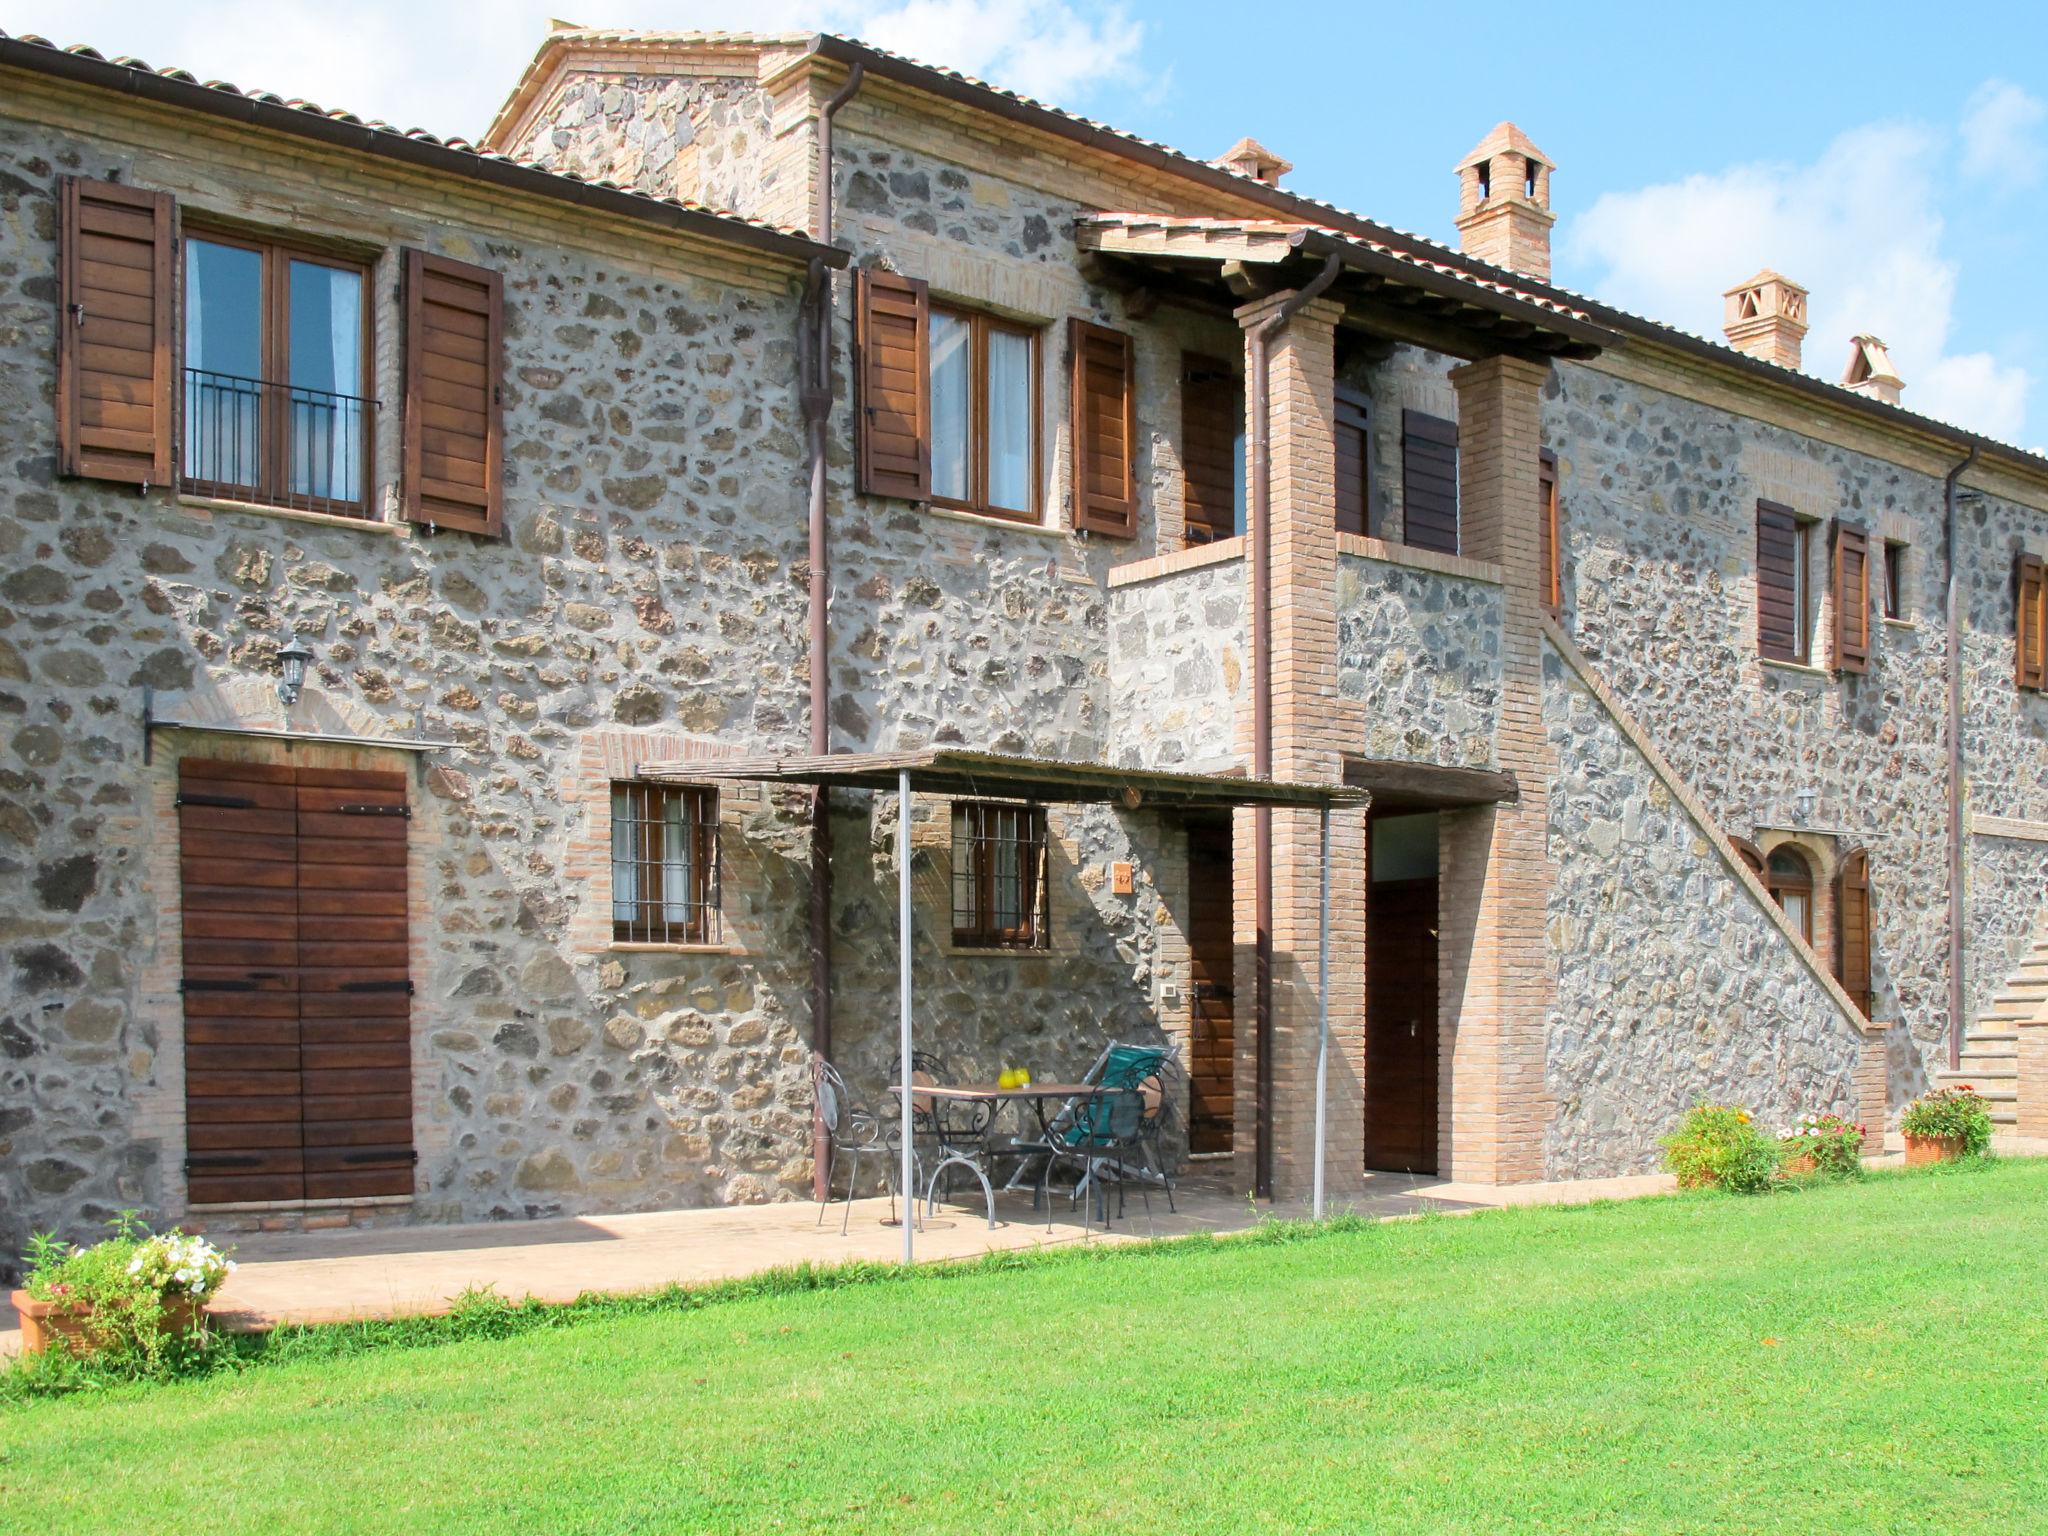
[
  {"xmin": 276, "ymin": 634, "xmax": 313, "ymax": 710},
  {"xmin": 1793, "ymin": 786, "xmax": 1818, "ymax": 826}
]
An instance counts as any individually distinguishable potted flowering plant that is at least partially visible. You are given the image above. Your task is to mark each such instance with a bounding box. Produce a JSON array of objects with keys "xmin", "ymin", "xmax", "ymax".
[
  {"xmin": 1777, "ymin": 1113, "xmax": 1865, "ymax": 1179},
  {"xmin": 11, "ymin": 1213, "xmax": 236, "ymax": 1362},
  {"xmin": 1900, "ymin": 1086, "xmax": 1995, "ymax": 1164}
]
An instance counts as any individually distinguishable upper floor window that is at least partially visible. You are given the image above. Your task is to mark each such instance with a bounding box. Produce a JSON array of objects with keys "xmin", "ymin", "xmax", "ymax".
[
  {"xmin": 184, "ymin": 232, "xmax": 371, "ymax": 517},
  {"xmin": 1400, "ymin": 409, "xmax": 1459, "ymax": 555},
  {"xmin": 951, "ymin": 801, "xmax": 1050, "ymax": 950},
  {"xmin": 1765, "ymin": 845, "xmax": 1814, "ymax": 942},
  {"xmin": 1882, "ymin": 540, "xmax": 1907, "ymax": 621},
  {"xmin": 929, "ymin": 303, "xmax": 1040, "ymax": 522},
  {"xmin": 1181, "ymin": 352, "xmax": 1245, "ymax": 545},
  {"xmin": 611, "ymin": 783, "xmax": 720, "ymax": 945},
  {"xmin": 1538, "ymin": 448, "xmax": 1561, "ymax": 611},
  {"xmin": 1756, "ymin": 500, "xmax": 1812, "ymax": 664}
]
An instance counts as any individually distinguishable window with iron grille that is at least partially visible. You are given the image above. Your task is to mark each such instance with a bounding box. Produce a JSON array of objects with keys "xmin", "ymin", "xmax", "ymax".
[
  {"xmin": 951, "ymin": 802, "xmax": 1050, "ymax": 949},
  {"xmin": 610, "ymin": 784, "xmax": 720, "ymax": 944}
]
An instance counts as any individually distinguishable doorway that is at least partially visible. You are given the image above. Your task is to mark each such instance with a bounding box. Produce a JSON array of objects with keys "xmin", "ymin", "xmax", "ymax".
[
  {"xmin": 1185, "ymin": 817, "xmax": 1235, "ymax": 1153},
  {"xmin": 1365, "ymin": 811, "xmax": 1439, "ymax": 1174}
]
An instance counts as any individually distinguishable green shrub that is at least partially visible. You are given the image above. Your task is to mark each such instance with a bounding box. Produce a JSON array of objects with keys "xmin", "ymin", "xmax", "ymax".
[
  {"xmin": 1661, "ymin": 1103, "xmax": 1781, "ymax": 1193},
  {"xmin": 1778, "ymin": 1113, "xmax": 1866, "ymax": 1180},
  {"xmin": 1901, "ymin": 1086, "xmax": 1995, "ymax": 1156},
  {"xmin": 16, "ymin": 1212, "xmax": 235, "ymax": 1380}
]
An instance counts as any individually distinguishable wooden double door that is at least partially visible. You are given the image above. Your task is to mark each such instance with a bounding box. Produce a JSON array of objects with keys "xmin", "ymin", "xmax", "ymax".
[{"xmin": 178, "ymin": 758, "xmax": 414, "ymax": 1205}]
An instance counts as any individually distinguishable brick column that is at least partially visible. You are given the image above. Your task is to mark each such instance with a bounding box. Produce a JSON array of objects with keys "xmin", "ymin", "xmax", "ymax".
[
  {"xmin": 1228, "ymin": 291, "xmax": 1367, "ymax": 1205},
  {"xmin": 1440, "ymin": 354, "xmax": 1555, "ymax": 1183},
  {"xmin": 2018, "ymin": 1021, "xmax": 2048, "ymax": 1140}
]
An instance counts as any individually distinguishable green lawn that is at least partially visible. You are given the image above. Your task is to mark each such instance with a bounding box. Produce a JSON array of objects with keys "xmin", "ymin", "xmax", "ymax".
[{"xmin": 6, "ymin": 1161, "xmax": 2045, "ymax": 1534}]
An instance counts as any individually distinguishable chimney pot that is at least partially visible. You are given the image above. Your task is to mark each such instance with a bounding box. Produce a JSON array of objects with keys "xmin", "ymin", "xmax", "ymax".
[
  {"xmin": 1841, "ymin": 333, "xmax": 1904, "ymax": 406},
  {"xmin": 1212, "ymin": 137, "xmax": 1291, "ymax": 187},
  {"xmin": 1722, "ymin": 270, "xmax": 1809, "ymax": 371},
  {"xmin": 1454, "ymin": 121, "xmax": 1555, "ymax": 280}
]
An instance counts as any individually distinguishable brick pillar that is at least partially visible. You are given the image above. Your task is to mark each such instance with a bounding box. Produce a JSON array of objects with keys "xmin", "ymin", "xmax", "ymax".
[
  {"xmin": 1227, "ymin": 291, "xmax": 1367, "ymax": 1205},
  {"xmin": 1440, "ymin": 354, "xmax": 1555, "ymax": 1184},
  {"xmin": 1854, "ymin": 1035, "xmax": 1890, "ymax": 1142},
  {"xmin": 2018, "ymin": 1021, "xmax": 2048, "ymax": 1140}
]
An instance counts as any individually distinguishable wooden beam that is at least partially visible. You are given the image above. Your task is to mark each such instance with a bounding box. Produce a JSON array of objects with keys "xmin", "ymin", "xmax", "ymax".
[{"xmin": 1343, "ymin": 755, "xmax": 1519, "ymax": 808}]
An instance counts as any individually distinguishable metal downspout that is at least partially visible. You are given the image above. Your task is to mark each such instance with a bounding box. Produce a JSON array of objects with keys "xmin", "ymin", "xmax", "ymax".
[
  {"xmin": 808, "ymin": 62, "xmax": 865, "ymax": 1200},
  {"xmin": 1246, "ymin": 253, "xmax": 1342, "ymax": 1200},
  {"xmin": 1944, "ymin": 444, "xmax": 1979, "ymax": 1073}
]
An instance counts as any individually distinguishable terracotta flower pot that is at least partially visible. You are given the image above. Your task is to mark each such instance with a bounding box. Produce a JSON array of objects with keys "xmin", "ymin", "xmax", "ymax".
[
  {"xmin": 9, "ymin": 1289, "xmax": 207, "ymax": 1358},
  {"xmin": 1904, "ymin": 1134, "xmax": 1965, "ymax": 1166}
]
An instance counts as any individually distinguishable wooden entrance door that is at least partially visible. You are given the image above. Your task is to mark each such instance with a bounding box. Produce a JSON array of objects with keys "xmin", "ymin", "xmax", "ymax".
[
  {"xmin": 1365, "ymin": 866, "xmax": 1440, "ymax": 1176},
  {"xmin": 178, "ymin": 759, "xmax": 414, "ymax": 1205},
  {"xmin": 1186, "ymin": 819, "xmax": 1235, "ymax": 1153}
]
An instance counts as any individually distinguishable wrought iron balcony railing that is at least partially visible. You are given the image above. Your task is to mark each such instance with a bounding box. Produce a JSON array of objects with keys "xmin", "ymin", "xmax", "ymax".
[{"xmin": 183, "ymin": 368, "xmax": 375, "ymax": 518}]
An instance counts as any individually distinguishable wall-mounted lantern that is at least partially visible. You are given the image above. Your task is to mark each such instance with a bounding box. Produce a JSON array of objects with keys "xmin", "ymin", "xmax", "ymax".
[
  {"xmin": 1793, "ymin": 786, "xmax": 1818, "ymax": 826},
  {"xmin": 276, "ymin": 634, "xmax": 313, "ymax": 711}
]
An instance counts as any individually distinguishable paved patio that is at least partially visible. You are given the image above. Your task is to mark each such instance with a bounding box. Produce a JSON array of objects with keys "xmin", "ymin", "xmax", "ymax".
[{"xmin": 9, "ymin": 1133, "xmax": 2040, "ymax": 1356}]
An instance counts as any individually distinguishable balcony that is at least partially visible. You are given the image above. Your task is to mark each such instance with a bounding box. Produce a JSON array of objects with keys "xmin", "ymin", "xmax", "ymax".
[{"xmin": 183, "ymin": 368, "xmax": 375, "ymax": 519}]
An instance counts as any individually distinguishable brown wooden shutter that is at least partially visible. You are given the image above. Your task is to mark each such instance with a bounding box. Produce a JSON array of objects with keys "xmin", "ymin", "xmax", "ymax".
[
  {"xmin": 1538, "ymin": 448, "xmax": 1561, "ymax": 611},
  {"xmin": 1756, "ymin": 500, "xmax": 1801, "ymax": 663},
  {"xmin": 58, "ymin": 176, "xmax": 175, "ymax": 487},
  {"xmin": 1180, "ymin": 351, "xmax": 1239, "ymax": 545},
  {"xmin": 1400, "ymin": 409, "xmax": 1459, "ymax": 554},
  {"xmin": 1835, "ymin": 848, "xmax": 1872, "ymax": 1018},
  {"xmin": 1832, "ymin": 519, "xmax": 1871, "ymax": 674},
  {"xmin": 403, "ymin": 248, "xmax": 504, "ymax": 536},
  {"xmin": 1071, "ymin": 318, "xmax": 1137, "ymax": 538},
  {"xmin": 1730, "ymin": 837, "xmax": 1766, "ymax": 879},
  {"xmin": 855, "ymin": 269, "xmax": 931, "ymax": 501},
  {"xmin": 2018, "ymin": 552, "xmax": 2047, "ymax": 690},
  {"xmin": 296, "ymin": 767, "xmax": 414, "ymax": 1200},
  {"xmin": 1335, "ymin": 390, "xmax": 1374, "ymax": 537}
]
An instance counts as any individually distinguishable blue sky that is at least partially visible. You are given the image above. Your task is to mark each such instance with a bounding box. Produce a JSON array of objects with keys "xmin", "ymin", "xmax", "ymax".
[{"xmin": 23, "ymin": 0, "xmax": 2048, "ymax": 444}]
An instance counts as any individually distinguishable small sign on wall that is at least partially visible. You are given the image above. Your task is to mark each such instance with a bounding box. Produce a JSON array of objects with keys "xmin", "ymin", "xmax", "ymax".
[{"xmin": 1111, "ymin": 861, "xmax": 1134, "ymax": 895}]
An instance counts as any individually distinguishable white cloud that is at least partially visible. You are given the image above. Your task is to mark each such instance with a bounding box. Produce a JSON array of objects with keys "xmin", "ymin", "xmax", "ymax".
[
  {"xmin": 9, "ymin": 0, "xmax": 1148, "ymax": 142},
  {"xmin": 1561, "ymin": 115, "xmax": 2031, "ymax": 441},
  {"xmin": 1960, "ymin": 79, "xmax": 2047, "ymax": 185}
]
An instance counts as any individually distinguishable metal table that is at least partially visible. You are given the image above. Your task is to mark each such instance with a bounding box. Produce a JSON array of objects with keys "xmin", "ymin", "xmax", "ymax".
[{"xmin": 888, "ymin": 1082, "xmax": 1099, "ymax": 1228}]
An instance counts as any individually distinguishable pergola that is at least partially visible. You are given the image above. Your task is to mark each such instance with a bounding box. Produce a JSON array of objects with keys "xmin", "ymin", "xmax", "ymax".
[{"xmin": 641, "ymin": 748, "xmax": 1367, "ymax": 1261}]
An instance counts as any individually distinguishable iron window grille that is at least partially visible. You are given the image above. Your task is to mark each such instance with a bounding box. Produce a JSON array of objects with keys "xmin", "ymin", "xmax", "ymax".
[
  {"xmin": 951, "ymin": 801, "xmax": 1051, "ymax": 949},
  {"xmin": 611, "ymin": 783, "xmax": 720, "ymax": 944}
]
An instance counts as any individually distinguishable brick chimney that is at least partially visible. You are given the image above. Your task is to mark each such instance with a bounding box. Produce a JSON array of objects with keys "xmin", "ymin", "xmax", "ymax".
[
  {"xmin": 1722, "ymin": 270, "xmax": 1809, "ymax": 370},
  {"xmin": 1454, "ymin": 122, "xmax": 1555, "ymax": 280},
  {"xmin": 1841, "ymin": 334, "xmax": 1904, "ymax": 405},
  {"xmin": 1212, "ymin": 137, "xmax": 1291, "ymax": 187}
]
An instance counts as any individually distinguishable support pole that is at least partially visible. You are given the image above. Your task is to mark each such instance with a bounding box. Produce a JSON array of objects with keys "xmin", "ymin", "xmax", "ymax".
[
  {"xmin": 898, "ymin": 770, "xmax": 915, "ymax": 1266},
  {"xmin": 1313, "ymin": 804, "xmax": 1331, "ymax": 1221}
]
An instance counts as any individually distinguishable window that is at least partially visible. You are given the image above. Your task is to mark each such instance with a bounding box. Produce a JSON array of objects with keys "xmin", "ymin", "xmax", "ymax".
[
  {"xmin": 2017, "ymin": 552, "xmax": 2046, "ymax": 690},
  {"xmin": 1756, "ymin": 500, "xmax": 1811, "ymax": 664},
  {"xmin": 184, "ymin": 231, "xmax": 371, "ymax": 516},
  {"xmin": 1765, "ymin": 846, "xmax": 1814, "ymax": 943},
  {"xmin": 928, "ymin": 303, "xmax": 1039, "ymax": 521},
  {"xmin": 950, "ymin": 802, "xmax": 1050, "ymax": 949},
  {"xmin": 1334, "ymin": 389, "xmax": 1375, "ymax": 537},
  {"xmin": 1181, "ymin": 353, "xmax": 1244, "ymax": 544},
  {"xmin": 1538, "ymin": 448, "xmax": 1561, "ymax": 611},
  {"xmin": 611, "ymin": 784, "xmax": 719, "ymax": 944},
  {"xmin": 1882, "ymin": 541, "xmax": 1907, "ymax": 621}
]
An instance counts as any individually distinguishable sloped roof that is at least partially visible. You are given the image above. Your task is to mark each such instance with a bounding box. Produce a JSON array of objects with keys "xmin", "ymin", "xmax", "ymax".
[{"xmin": 0, "ymin": 30, "xmax": 842, "ymax": 267}]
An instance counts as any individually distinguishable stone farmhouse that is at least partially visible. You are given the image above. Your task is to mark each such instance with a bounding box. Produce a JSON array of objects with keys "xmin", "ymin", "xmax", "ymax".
[{"xmin": 4, "ymin": 24, "xmax": 2047, "ymax": 1256}]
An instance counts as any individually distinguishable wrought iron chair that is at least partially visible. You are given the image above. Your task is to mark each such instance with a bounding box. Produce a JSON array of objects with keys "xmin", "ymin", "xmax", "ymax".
[
  {"xmin": 814, "ymin": 1059, "xmax": 913, "ymax": 1235},
  {"xmin": 893, "ymin": 1051, "xmax": 999, "ymax": 1227},
  {"xmin": 1029, "ymin": 1043, "xmax": 1180, "ymax": 1226}
]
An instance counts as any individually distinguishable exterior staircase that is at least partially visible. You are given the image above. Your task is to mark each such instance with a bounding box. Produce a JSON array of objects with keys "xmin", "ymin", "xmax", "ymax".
[{"xmin": 1935, "ymin": 942, "xmax": 2048, "ymax": 1130}]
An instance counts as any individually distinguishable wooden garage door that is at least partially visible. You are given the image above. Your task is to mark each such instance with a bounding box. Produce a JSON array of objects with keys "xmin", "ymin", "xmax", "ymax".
[{"xmin": 179, "ymin": 760, "xmax": 413, "ymax": 1205}]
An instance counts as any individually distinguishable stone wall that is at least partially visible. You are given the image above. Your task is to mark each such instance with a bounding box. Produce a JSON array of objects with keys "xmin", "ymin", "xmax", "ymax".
[
  {"xmin": 1336, "ymin": 549, "xmax": 1501, "ymax": 769},
  {"xmin": 1542, "ymin": 641, "xmax": 1870, "ymax": 1175},
  {"xmin": 1544, "ymin": 360, "xmax": 2048, "ymax": 1106},
  {"xmin": 1106, "ymin": 553, "xmax": 1246, "ymax": 773},
  {"xmin": 0, "ymin": 97, "xmax": 823, "ymax": 1254}
]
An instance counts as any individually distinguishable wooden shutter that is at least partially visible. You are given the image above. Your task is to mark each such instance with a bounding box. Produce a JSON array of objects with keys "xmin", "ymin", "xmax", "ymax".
[
  {"xmin": 58, "ymin": 177, "xmax": 175, "ymax": 487},
  {"xmin": 1180, "ymin": 352, "xmax": 1239, "ymax": 545},
  {"xmin": 2018, "ymin": 552, "xmax": 2047, "ymax": 690},
  {"xmin": 1070, "ymin": 318, "xmax": 1137, "ymax": 538},
  {"xmin": 1335, "ymin": 390, "xmax": 1374, "ymax": 537},
  {"xmin": 1730, "ymin": 837, "xmax": 1766, "ymax": 879},
  {"xmin": 179, "ymin": 760, "xmax": 305, "ymax": 1205},
  {"xmin": 1832, "ymin": 519, "xmax": 1871, "ymax": 674},
  {"xmin": 296, "ymin": 768, "xmax": 414, "ymax": 1200},
  {"xmin": 855, "ymin": 269, "xmax": 930, "ymax": 501},
  {"xmin": 1400, "ymin": 409, "xmax": 1459, "ymax": 554},
  {"xmin": 1538, "ymin": 448, "xmax": 1561, "ymax": 611},
  {"xmin": 1756, "ymin": 500, "xmax": 1801, "ymax": 663},
  {"xmin": 403, "ymin": 248, "xmax": 504, "ymax": 536},
  {"xmin": 1834, "ymin": 848, "xmax": 1872, "ymax": 1018}
]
